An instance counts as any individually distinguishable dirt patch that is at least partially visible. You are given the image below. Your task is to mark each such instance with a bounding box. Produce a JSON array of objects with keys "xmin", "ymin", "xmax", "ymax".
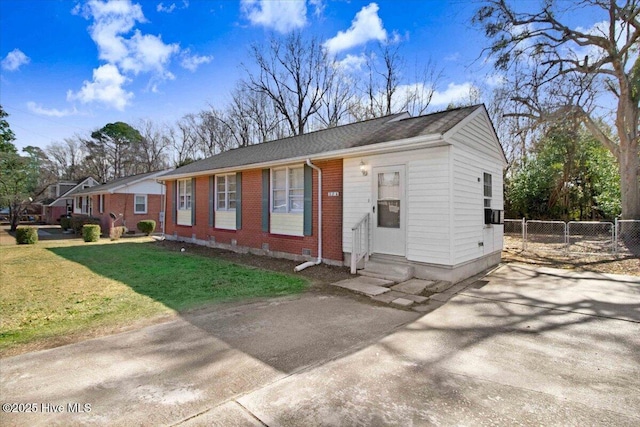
[
  {"xmin": 154, "ymin": 240, "xmax": 354, "ymax": 286},
  {"xmin": 502, "ymin": 248, "xmax": 639, "ymax": 276}
]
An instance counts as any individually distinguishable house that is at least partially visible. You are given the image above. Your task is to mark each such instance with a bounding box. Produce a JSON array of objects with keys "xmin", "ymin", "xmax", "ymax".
[
  {"xmin": 45, "ymin": 177, "xmax": 100, "ymax": 224},
  {"xmin": 159, "ymin": 105, "xmax": 507, "ymax": 283},
  {"xmin": 71, "ymin": 170, "xmax": 171, "ymax": 235}
]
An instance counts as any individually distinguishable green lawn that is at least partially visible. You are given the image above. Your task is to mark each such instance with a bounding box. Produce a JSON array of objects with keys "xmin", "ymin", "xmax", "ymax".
[{"xmin": 0, "ymin": 238, "xmax": 307, "ymax": 356}]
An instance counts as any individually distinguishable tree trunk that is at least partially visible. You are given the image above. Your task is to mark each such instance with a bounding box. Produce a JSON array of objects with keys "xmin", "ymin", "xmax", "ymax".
[{"xmin": 619, "ymin": 141, "xmax": 640, "ymax": 219}]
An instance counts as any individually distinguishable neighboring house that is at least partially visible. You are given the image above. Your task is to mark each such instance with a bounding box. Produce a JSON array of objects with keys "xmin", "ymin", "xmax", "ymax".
[
  {"xmin": 45, "ymin": 177, "xmax": 100, "ymax": 224},
  {"xmin": 159, "ymin": 105, "xmax": 507, "ymax": 283},
  {"xmin": 71, "ymin": 170, "xmax": 171, "ymax": 235}
]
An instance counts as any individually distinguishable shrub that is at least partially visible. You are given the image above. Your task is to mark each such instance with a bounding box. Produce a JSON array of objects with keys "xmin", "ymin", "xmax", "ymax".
[
  {"xmin": 70, "ymin": 216, "xmax": 101, "ymax": 234},
  {"xmin": 110, "ymin": 226, "xmax": 125, "ymax": 241},
  {"xmin": 60, "ymin": 217, "xmax": 72, "ymax": 230},
  {"xmin": 15, "ymin": 227, "xmax": 38, "ymax": 245},
  {"xmin": 137, "ymin": 220, "xmax": 156, "ymax": 235},
  {"xmin": 82, "ymin": 224, "xmax": 101, "ymax": 242}
]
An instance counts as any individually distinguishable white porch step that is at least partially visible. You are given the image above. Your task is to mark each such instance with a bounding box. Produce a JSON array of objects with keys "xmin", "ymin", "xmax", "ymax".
[{"xmin": 358, "ymin": 260, "xmax": 414, "ymax": 283}]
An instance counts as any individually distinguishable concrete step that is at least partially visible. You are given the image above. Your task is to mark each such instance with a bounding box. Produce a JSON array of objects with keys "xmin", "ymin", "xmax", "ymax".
[{"xmin": 358, "ymin": 260, "xmax": 414, "ymax": 283}]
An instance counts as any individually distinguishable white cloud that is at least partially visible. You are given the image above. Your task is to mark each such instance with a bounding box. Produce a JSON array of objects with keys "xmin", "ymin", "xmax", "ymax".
[
  {"xmin": 430, "ymin": 82, "xmax": 476, "ymax": 106},
  {"xmin": 1, "ymin": 49, "xmax": 30, "ymax": 71},
  {"xmin": 180, "ymin": 49, "xmax": 213, "ymax": 72},
  {"xmin": 309, "ymin": 0, "xmax": 324, "ymax": 18},
  {"xmin": 82, "ymin": 0, "xmax": 180, "ymax": 73},
  {"xmin": 485, "ymin": 73, "xmax": 506, "ymax": 87},
  {"xmin": 323, "ymin": 3, "xmax": 387, "ymax": 56},
  {"xmin": 157, "ymin": 1, "xmax": 189, "ymax": 13},
  {"xmin": 157, "ymin": 2, "xmax": 176, "ymax": 13},
  {"xmin": 67, "ymin": 64, "xmax": 133, "ymax": 111},
  {"xmin": 444, "ymin": 52, "xmax": 460, "ymax": 62},
  {"xmin": 69, "ymin": 0, "xmax": 204, "ymax": 110},
  {"xmin": 241, "ymin": 0, "xmax": 307, "ymax": 33},
  {"xmin": 120, "ymin": 31, "xmax": 180, "ymax": 75},
  {"xmin": 335, "ymin": 53, "xmax": 367, "ymax": 72},
  {"xmin": 26, "ymin": 102, "xmax": 78, "ymax": 117}
]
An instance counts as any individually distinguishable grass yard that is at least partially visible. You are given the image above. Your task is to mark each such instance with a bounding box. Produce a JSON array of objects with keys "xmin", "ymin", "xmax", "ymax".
[{"xmin": 0, "ymin": 238, "xmax": 308, "ymax": 357}]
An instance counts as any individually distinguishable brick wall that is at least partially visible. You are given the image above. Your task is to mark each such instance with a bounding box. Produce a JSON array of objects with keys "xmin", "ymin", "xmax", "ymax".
[
  {"xmin": 164, "ymin": 159, "xmax": 344, "ymax": 262},
  {"xmin": 91, "ymin": 193, "xmax": 163, "ymax": 235}
]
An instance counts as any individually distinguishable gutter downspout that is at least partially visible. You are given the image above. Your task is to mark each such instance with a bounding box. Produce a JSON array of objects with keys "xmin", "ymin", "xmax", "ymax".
[
  {"xmin": 159, "ymin": 180, "xmax": 166, "ymax": 239},
  {"xmin": 294, "ymin": 159, "xmax": 322, "ymax": 272},
  {"xmin": 160, "ymin": 181, "xmax": 167, "ymax": 239}
]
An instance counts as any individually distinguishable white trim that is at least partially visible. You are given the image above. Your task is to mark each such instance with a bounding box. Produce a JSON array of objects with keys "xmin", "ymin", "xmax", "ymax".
[
  {"xmin": 271, "ymin": 166, "xmax": 304, "ymax": 214},
  {"xmin": 134, "ymin": 194, "xmax": 148, "ymax": 214},
  {"xmin": 215, "ymin": 173, "xmax": 237, "ymax": 211},
  {"xmin": 177, "ymin": 179, "xmax": 192, "ymax": 211}
]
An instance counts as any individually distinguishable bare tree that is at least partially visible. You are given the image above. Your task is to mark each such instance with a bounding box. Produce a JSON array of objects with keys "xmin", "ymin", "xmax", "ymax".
[
  {"xmin": 46, "ymin": 138, "xmax": 88, "ymax": 180},
  {"xmin": 135, "ymin": 119, "xmax": 171, "ymax": 172},
  {"xmin": 243, "ymin": 32, "xmax": 332, "ymax": 136},
  {"xmin": 170, "ymin": 116, "xmax": 200, "ymax": 167},
  {"xmin": 316, "ymin": 65, "xmax": 356, "ymax": 128},
  {"xmin": 229, "ymin": 83, "xmax": 284, "ymax": 144},
  {"xmin": 474, "ymin": 0, "xmax": 640, "ymax": 219}
]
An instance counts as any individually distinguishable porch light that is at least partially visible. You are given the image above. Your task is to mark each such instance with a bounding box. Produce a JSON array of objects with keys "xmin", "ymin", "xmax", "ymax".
[{"xmin": 360, "ymin": 160, "xmax": 368, "ymax": 176}]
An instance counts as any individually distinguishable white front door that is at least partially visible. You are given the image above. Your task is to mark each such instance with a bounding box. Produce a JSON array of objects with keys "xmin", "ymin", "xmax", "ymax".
[{"xmin": 372, "ymin": 166, "xmax": 406, "ymax": 256}]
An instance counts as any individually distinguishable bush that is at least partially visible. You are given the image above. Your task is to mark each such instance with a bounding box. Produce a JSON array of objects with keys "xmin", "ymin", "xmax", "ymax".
[
  {"xmin": 60, "ymin": 217, "xmax": 72, "ymax": 230},
  {"xmin": 70, "ymin": 216, "xmax": 101, "ymax": 234},
  {"xmin": 15, "ymin": 227, "xmax": 38, "ymax": 244},
  {"xmin": 82, "ymin": 224, "xmax": 101, "ymax": 242},
  {"xmin": 137, "ymin": 220, "xmax": 156, "ymax": 235},
  {"xmin": 110, "ymin": 226, "xmax": 125, "ymax": 241}
]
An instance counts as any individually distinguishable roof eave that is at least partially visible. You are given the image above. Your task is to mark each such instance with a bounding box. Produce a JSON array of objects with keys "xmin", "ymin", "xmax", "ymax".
[{"xmin": 158, "ymin": 134, "xmax": 446, "ymax": 181}]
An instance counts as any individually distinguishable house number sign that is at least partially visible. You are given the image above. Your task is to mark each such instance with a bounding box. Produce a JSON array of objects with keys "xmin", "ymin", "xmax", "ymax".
[{"xmin": 328, "ymin": 191, "xmax": 339, "ymax": 197}]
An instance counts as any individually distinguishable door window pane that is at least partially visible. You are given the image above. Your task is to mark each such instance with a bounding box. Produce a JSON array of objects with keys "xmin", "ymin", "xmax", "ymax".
[{"xmin": 377, "ymin": 172, "xmax": 400, "ymax": 228}]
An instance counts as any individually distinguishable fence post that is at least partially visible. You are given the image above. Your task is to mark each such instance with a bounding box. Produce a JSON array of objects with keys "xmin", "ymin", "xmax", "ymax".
[
  {"xmin": 523, "ymin": 218, "xmax": 527, "ymax": 251},
  {"xmin": 564, "ymin": 221, "xmax": 569, "ymax": 253},
  {"xmin": 613, "ymin": 217, "xmax": 618, "ymax": 255}
]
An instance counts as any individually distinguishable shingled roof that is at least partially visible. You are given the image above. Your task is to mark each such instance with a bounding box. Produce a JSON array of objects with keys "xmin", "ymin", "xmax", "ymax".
[
  {"xmin": 71, "ymin": 169, "xmax": 171, "ymax": 196},
  {"xmin": 160, "ymin": 104, "xmax": 483, "ymax": 179}
]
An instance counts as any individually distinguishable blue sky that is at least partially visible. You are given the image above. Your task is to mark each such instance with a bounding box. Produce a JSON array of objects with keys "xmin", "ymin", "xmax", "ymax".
[{"xmin": 0, "ymin": 1, "xmax": 527, "ymax": 150}]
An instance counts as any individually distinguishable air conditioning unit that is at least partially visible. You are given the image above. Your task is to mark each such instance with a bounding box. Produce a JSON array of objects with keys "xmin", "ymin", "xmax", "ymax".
[
  {"xmin": 491, "ymin": 209, "xmax": 504, "ymax": 225},
  {"xmin": 484, "ymin": 209, "xmax": 504, "ymax": 225}
]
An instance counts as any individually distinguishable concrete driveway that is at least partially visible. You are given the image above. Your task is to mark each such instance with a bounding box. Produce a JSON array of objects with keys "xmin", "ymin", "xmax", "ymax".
[
  {"xmin": 2, "ymin": 264, "xmax": 639, "ymax": 426},
  {"xmin": 0, "ymin": 293, "xmax": 419, "ymax": 426}
]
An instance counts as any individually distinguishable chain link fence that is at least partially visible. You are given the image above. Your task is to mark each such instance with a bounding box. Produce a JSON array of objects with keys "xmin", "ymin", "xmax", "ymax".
[
  {"xmin": 504, "ymin": 219, "xmax": 640, "ymax": 256},
  {"xmin": 616, "ymin": 220, "xmax": 640, "ymax": 256}
]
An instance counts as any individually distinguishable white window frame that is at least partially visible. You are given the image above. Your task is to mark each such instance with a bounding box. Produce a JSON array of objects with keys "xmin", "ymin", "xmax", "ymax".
[
  {"xmin": 483, "ymin": 172, "xmax": 492, "ymax": 208},
  {"xmin": 98, "ymin": 194, "xmax": 104, "ymax": 213},
  {"xmin": 134, "ymin": 194, "xmax": 147, "ymax": 214},
  {"xmin": 271, "ymin": 166, "xmax": 304, "ymax": 214},
  {"xmin": 216, "ymin": 174, "xmax": 237, "ymax": 211},
  {"xmin": 177, "ymin": 179, "xmax": 192, "ymax": 210}
]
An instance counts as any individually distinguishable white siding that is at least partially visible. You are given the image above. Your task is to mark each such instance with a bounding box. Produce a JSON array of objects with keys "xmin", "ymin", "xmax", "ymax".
[
  {"xmin": 114, "ymin": 180, "xmax": 163, "ymax": 195},
  {"xmin": 177, "ymin": 209, "xmax": 192, "ymax": 226},
  {"xmin": 343, "ymin": 146, "xmax": 452, "ymax": 265},
  {"xmin": 215, "ymin": 210, "xmax": 236, "ymax": 230},
  {"xmin": 271, "ymin": 212, "xmax": 303, "ymax": 236},
  {"xmin": 449, "ymin": 113, "xmax": 505, "ymax": 265},
  {"xmin": 406, "ymin": 146, "xmax": 451, "ymax": 265}
]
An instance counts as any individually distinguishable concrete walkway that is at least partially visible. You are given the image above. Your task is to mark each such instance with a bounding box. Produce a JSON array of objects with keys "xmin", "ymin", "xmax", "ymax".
[
  {"xmin": 331, "ymin": 275, "xmax": 469, "ymax": 312},
  {"xmin": 2, "ymin": 264, "xmax": 639, "ymax": 426}
]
